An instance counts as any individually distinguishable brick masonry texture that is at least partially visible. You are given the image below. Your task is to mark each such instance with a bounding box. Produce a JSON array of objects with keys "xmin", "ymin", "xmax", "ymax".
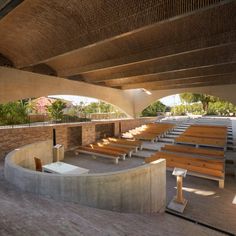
[{"xmin": 0, "ymin": 118, "xmax": 155, "ymax": 160}]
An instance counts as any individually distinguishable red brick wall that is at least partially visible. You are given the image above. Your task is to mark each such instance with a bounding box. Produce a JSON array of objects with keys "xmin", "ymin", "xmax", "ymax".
[{"xmin": 0, "ymin": 118, "xmax": 156, "ymax": 160}]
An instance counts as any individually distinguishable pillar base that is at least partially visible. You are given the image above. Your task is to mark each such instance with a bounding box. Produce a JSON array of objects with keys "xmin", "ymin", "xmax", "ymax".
[{"xmin": 167, "ymin": 197, "xmax": 188, "ymax": 213}]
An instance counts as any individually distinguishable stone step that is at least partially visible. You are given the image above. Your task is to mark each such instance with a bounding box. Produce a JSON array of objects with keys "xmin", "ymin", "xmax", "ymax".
[
  {"xmin": 158, "ymin": 138, "xmax": 174, "ymax": 143},
  {"xmin": 132, "ymin": 150, "xmax": 155, "ymax": 158}
]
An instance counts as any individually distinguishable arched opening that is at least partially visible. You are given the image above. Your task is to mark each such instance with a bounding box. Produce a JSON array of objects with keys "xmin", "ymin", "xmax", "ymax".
[
  {"xmin": 140, "ymin": 93, "xmax": 236, "ymax": 117},
  {"xmin": 0, "ymin": 95, "xmax": 128, "ymax": 127}
]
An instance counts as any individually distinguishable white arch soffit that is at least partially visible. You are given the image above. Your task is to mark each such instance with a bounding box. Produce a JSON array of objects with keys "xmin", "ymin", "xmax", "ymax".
[
  {"xmin": 0, "ymin": 67, "xmax": 135, "ymax": 117},
  {"xmin": 133, "ymin": 84, "xmax": 236, "ymax": 115}
]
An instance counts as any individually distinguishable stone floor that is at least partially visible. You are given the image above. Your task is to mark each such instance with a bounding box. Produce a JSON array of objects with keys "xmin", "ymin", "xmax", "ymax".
[{"xmin": 0, "ymin": 162, "xmax": 226, "ymax": 236}]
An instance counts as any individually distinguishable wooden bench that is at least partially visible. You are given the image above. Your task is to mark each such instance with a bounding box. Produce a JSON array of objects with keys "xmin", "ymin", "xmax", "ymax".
[
  {"xmin": 190, "ymin": 124, "xmax": 228, "ymax": 130},
  {"xmin": 175, "ymin": 136, "xmax": 227, "ymax": 149},
  {"xmin": 183, "ymin": 133, "xmax": 227, "ymax": 140},
  {"xmin": 161, "ymin": 144, "xmax": 225, "ymax": 158},
  {"xmin": 133, "ymin": 132, "xmax": 158, "ymax": 142},
  {"xmin": 107, "ymin": 138, "xmax": 143, "ymax": 150},
  {"xmin": 93, "ymin": 143, "xmax": 134, "ymax": 157},
  {"xmin": 75, "ymin": 146, "xmax": 123, "ymax": 164},
  {"xmin": 145, "ymin": 152, "xmax": 225, "ymax": 188}
]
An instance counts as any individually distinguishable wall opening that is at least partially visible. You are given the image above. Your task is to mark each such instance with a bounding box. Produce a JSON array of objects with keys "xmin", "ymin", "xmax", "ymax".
[
  {"xmin": 67, "ymin": 126, "xmax": 82, "ymax": 148},
  {"xmin": 95, "ymin": 123, "xmax": 115, "ymax": 140}
]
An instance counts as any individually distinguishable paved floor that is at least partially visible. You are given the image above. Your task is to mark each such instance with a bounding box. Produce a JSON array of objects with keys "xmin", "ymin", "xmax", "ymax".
[
  {"xmin": 0, "ymin": 162, "xmax": 225, "ymax": 236},
  {"xmin": 1, "ymin": 117, "xmax": 236, "ymax": 235}
]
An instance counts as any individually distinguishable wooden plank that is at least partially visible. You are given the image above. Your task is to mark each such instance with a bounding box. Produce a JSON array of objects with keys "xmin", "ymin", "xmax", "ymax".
[
  {"xmin": 175, "ymin": 136, "xmax": 226, "ymax": 147},
  {"xmin": 78, "ymin": 146, "xmax": 124, "ymax": 158},
  {"xmin": 107, "ymin": 138, "xmax": 142, "ymax": 146},
  {"xmin": 157, "ymin": 152, "xmax": 224, "ymax": 171},
  {"xmin": 162, "ymin": 144, "xmax": 224, "ymax": 157}
]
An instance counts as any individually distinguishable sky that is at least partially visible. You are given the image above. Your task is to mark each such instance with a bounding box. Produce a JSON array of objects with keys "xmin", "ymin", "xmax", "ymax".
[{"xmin": 49, "ymin": 94, "xmax": 181, "ymax": 107}]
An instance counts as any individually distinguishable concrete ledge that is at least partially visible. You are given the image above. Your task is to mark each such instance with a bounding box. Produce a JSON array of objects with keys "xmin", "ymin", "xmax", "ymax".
[{"xmin": 4, "ymin": 140, "xmax": 166, "ymax": 213}]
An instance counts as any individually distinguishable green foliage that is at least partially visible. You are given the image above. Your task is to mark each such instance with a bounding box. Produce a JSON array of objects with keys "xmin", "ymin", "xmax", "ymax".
[
  {"xmin": 208, "ymin": 100, "xmax": 236, "ymax": 116},
  {"xmin": 84, "ymin": 101, "xmax": 116, "ymax": 114},
  {"xmin": 0, "ymin": 101, "xmax": 29, "ymax": 125},
  {"xmin": 171, "ymin": 103, "xmax": 204, "ymax": 116},
  {"xmin": 47, "ymin": 100, "xmax": 66, "ymax": 121},
  {"xmin": 173, "ymin": 94, "xmax": 236, "ymax": 116},
  {"xmin": 141, "ymin": 101, "xmax": 167, "ymax": 117},
  {"xmin": 180, "ymin": 93, "xmax": 217, "ymax": 113}
]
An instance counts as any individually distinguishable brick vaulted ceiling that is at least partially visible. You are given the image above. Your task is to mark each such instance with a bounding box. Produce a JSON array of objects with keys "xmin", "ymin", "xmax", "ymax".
[{"xmin": 0, "ymin": 0, "xmax": 236, "ymax": 91}]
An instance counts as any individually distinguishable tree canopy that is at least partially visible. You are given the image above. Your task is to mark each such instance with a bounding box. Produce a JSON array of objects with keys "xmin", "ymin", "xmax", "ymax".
[
  {"xmin": 141, "ymin": 101, "xmax": 168, "ymax": 117},
  {"xmin": 180, "ymin": 93, "xmax": 217, "ymax": 113},
  {"xmin": 47, "ymin": 100, "xmax": 67, "ymax": 121},
  {"xmin": 0, "ymin": 101, "xmax": 28, "ymax": 125}
]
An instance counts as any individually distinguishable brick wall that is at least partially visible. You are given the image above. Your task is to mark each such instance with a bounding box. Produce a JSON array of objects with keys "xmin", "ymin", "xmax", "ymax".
[{"xmin": 0, "ymin": 117, "xmax": 156, "ymax": 160}]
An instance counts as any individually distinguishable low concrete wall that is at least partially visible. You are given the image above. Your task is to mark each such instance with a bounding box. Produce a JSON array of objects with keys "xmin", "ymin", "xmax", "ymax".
[{"xmin": 4, "ymin": 140, "xmax": 166, "ymax": 213}]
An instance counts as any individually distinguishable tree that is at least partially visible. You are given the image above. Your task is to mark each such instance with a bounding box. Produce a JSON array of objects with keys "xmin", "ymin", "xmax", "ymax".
[
  {"xmin": 180, "ymin": 93, "xmax": 217, "ymax": 113},
  {"xmin": 141, "ymin": 101, "xmax": 167, "ymax": 117},
  {"xmin": 47, "ymin": 100, "xmax": 66, "ymax": 121},
  {"xmin": 0, "ymin": 101, "xmax": 28, "ymax": 125}
]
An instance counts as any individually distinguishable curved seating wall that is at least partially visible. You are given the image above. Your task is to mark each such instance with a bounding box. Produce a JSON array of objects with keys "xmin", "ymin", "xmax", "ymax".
[{"xmin": 4, "ymin": 140, "xmax": 166, "ymax": 213}]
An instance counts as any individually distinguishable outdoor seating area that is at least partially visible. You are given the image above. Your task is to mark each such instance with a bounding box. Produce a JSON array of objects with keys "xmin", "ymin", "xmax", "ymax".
[
  {"xmin": 1, "ymin": 1, "xmax": 236, "ymax": 234},
  {"xmin": 146, "ymin": 145, "xmax": 225, "ymax": 188},
  {"xmin": 175, "ymin": 124, "xmax": 228, "ymax": 150}
]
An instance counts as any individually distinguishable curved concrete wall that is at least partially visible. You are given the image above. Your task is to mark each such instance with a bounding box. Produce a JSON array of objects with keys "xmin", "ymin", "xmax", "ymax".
[{"xmin": 4, "ymin": 140, "xmax": 166, "ymax": 213}]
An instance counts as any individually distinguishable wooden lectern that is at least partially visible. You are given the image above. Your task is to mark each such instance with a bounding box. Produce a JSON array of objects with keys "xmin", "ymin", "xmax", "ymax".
[{"xmin": 167, "ymin": 168, "xmax": 188, "ymax": 213}]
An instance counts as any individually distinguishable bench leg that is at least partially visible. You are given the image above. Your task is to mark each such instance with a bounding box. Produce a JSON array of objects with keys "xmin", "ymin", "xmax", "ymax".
[
  {"xmin": 219, "ymin": 180, "xmax": 224, "ymax": 189},
  {"xmin": 115, "ymin": 158, "xmax": 119, "ymax": 164},
  {"xmin": 128, "ymin": 151, "xmax": 132, "ymax": 158},
  {"xmin": 121, "ymin": 155, "xmax": 126, "ymax": 160}
]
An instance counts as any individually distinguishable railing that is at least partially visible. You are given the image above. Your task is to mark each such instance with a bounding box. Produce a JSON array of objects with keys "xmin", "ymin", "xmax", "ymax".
[{"xmin": 0, "ymin": 113, "xmax": 128, "ymax": 129}]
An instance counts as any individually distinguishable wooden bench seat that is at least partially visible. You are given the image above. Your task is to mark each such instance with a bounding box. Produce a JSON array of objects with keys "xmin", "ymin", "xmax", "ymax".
[
  {"xmin": 75, "ymin": 146, "xmax": 121, "ymax": 164},
  {"xmin": 145, "ymin": 151, "xmax": 225, "ymax": 188},
  {"xmin": 161, "ymin": 144, "xmax": 224, "ymax": 158},
  {"xmin": 133, "ymin": 132, "xmax": 158, "ymax": 142},
  {"xmin": 94, "ymin": 143, "xmax": 134, "ymax": 157},
  {"xmin": 107, "ymin": 138, "xmax": 143, "ymax": 149},
  {"xmin": 175, "ymin": 136, "xmax": 226, "ymax": 149},
  {"xmin": 190, "ymin": 124, "xmax": 228, "ymax": 129},
  {"xmin": 184, "ymin": 130, "xmax": 227, "ymax": 137},
  {"xmin": 182, "ymin": 133, "xmax": 226, "ymax": 140}
]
